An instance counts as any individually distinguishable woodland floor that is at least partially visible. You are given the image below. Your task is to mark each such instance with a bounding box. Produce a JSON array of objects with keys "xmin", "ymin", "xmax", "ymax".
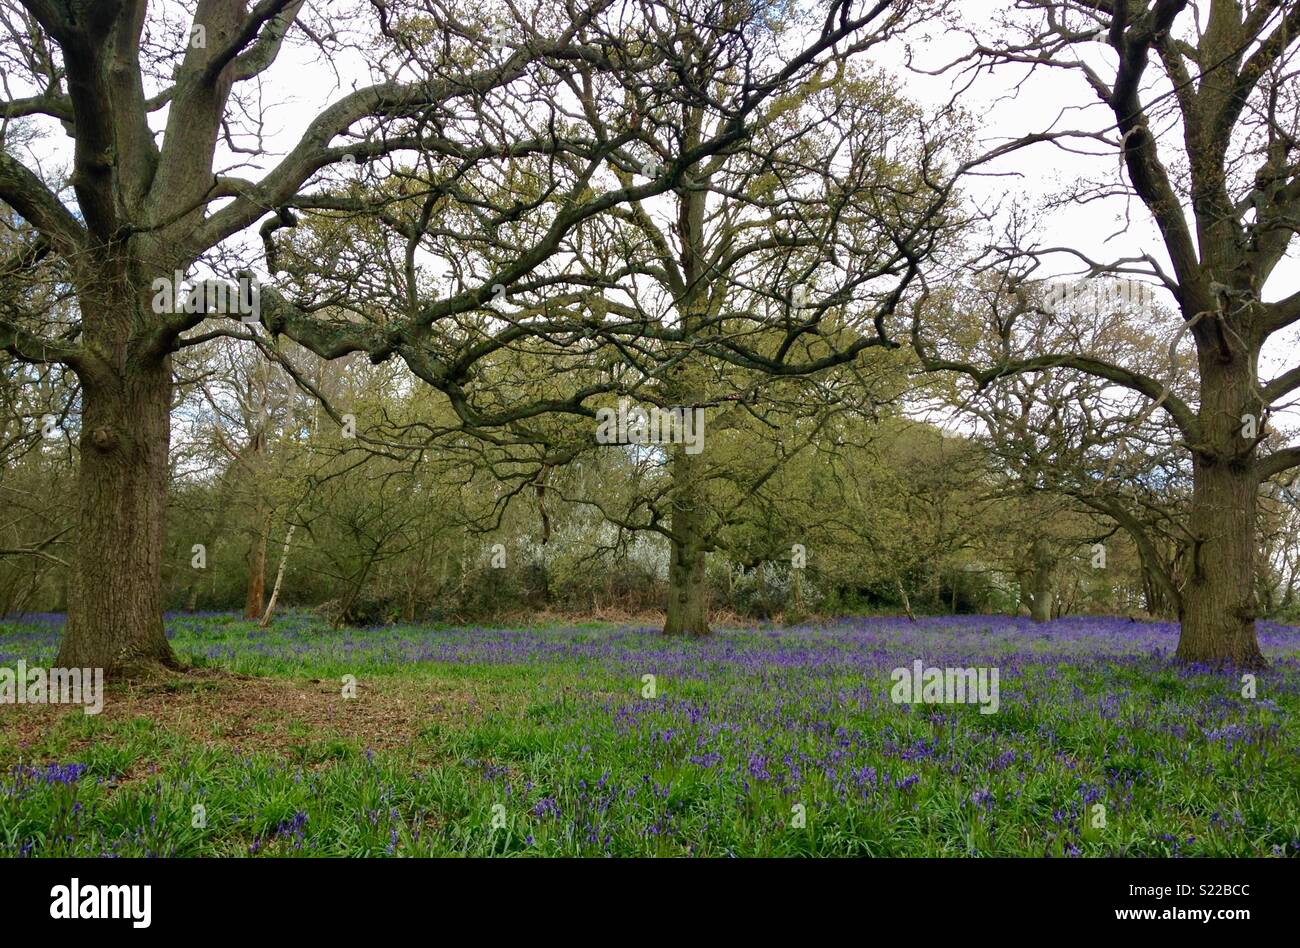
[{"xmin": 2, "ymin": 612, "xmax": 1299, "ymax": 856}]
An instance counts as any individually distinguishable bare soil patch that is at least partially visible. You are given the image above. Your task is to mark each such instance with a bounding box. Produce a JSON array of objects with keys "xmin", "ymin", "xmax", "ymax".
[{"xmin": 0, "ymin": 668, "xmax": 513, "ymax": 765}]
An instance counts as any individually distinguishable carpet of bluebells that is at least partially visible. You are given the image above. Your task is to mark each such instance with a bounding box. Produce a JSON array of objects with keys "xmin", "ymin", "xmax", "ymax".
[{"xmin": 2, "ymin": 612, "xmax": 1299, "ymax": 857}]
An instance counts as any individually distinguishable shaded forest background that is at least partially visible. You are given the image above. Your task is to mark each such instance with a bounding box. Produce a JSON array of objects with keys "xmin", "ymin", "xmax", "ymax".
[{"xmin": 7, "ymin": 336, "xmax": 1300, "ymax": 627}]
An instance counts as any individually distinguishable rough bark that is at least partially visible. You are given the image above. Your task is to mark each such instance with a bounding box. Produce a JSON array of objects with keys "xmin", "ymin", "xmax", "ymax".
[
  {"xmin": 1177, "ymin": 355, "xmax": 1266, "ymax": 667},
  {"xmin": 664, "ymin": 447, "xmax": 710, "ymax": 637},
  {"xmin": 55, "ymin": 294, "xmax": 179, "ymax": 674},
  {"xmin": 660, "ymin": 96, "xmax": 713, "ymax": 638},
  {"xmin": 1025, "ymin": 537, "xmax": 1055, "ymax": 623},
  {"xmin": 243, "ymin": 528, "xmax": 267, "ymax": 619},
  {"xmin": 664, "ymin": 539, "xmax": 710, "ymax": 636}
]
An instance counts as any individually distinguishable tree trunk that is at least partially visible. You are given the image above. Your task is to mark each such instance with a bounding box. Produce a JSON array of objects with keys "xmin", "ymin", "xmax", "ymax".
[
  {"xmin": 895, "ymin": 574, "xmax": 916, "ymax": 622},
  {"xmin": 334, "ymin": 549, "xmax": 379, "ymax": 629},
  {"xmin": 1140, "ymin": 560, "xmax": 1178, "ymax": 620},
  {"xmin": 259, "ymin": 524, "xmax": 295, "ymax": 628},
  {"xmin": 660, "ymin": 107, "xmax": 713, "ymax": 639},
  {"xmin": 1027, "ymin": 538, "xmax": 1054, "ymax": 622},
  {"xmin": 56, "ymin": 355, "xmax": 179, "ymax": 675},
  {"xmin": 1140, "ymin": 566, "xmax": 1161, "ymax": 617},
  {"xmin": 1176, "ymin": 354, "xmax": 1265, "ymax": 666},
  {"xmin": 665, "ymin": 537, "xmax": 709, "ymax": 636},
  {"xmin": 243, "ymin": 528, "xmax": 267, "ymax": 619},
  {"xmin": 663, "ymin": 448, "xmax": 710, "ymax": 637}
]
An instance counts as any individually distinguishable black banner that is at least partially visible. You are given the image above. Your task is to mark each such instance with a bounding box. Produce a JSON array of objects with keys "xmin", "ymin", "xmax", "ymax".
[{"xmin": 0, "ymin": 857, "xmax": 1284, "ymax": 934}]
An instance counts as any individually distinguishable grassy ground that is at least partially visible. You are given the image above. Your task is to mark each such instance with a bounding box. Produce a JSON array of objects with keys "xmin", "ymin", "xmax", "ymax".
[{"xmin": 2, "ymin": 612, "xmax": 1298, "ymax": 857}]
